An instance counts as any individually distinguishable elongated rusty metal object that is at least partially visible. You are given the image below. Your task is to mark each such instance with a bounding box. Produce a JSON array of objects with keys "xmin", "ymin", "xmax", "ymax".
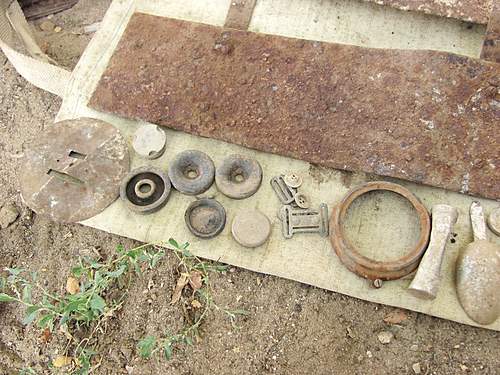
[
  {"xmin": 90, "ymin": 14, "xmax": 500, "ymax": 200},
  {"xmin": 481, "ymin": 0, "xmax": 500, "ymax": 62},
  {"xmin": 362, "ymin": 0, "xmax": 492, "ymax": 25}
]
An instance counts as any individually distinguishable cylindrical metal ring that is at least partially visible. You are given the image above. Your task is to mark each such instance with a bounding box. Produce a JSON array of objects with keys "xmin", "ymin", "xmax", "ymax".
[
  {"xmin": 330, "ymin": 181, "xmax": 431, "ymax": 281},
  {"xmin": 134, "ymin": 178, "xmax": 157, "ymax": 199}
]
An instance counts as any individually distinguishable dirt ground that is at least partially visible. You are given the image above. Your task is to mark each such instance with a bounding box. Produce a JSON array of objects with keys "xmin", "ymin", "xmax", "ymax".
[{"xmin": 0, "ymin": 1, "xmax": 499, "ymax": 374}]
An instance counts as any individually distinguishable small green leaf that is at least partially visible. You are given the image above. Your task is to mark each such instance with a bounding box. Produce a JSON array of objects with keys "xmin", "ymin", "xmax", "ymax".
[
  {"xmin": 89, "ymin": 294, "xmax": 106, "ymax": 313},
  {"xmin": 163, "ymin": 342, "xmax": 173, "ymax": 359},
  {"xmin": 137, "ymin": 336, "xmax": 156, "ymax": 358},
  {"xmin": 116, "ymin": 244, "xmax": 125, "ymax": 253},
  {"xmin": 107, "ymin": 265, "xmax": 127, "ymax": 278},
  {"xmin": 22, "ymin": 285, "xmax": 32, "ymax": 303},
  {"xmin": 5, "ymin": 267, "xmax": 23, "ymax": 276},
  {"xmin": 37, "ymin": 314, "xmax": 54, "ymax": 330},
  {"xmin": 184, "ymin": 336, "xmax": 193, "ymax": 346},
  {"xmin": 0, "ymin": 293, "xmax": 16, "ymax": 302},
  {"xmin": 168, "ymin": 238, "xmax": 179, "ymax": 249},
  {"xmin": 71, "ymin": 266, "xmax": 84, "ymax": 278}
]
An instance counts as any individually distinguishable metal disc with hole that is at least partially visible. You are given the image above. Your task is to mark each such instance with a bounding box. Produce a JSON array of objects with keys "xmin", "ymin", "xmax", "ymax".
[
  {"xmin": 215, "ymin": 154, "xmax": 262, "ymax": 199},
  {"xmin": 120, "ymin": 166, "xmax": 171, "ymax": 214},
  {"xmin": 185, "ymin": 198, "xmax": 226, "ymax": 238},
  {"xmin": 20, "ymin": 118, "xmax": 130, "ymax": 223},
  {"xmin": 168, "ymin": 150, "xmax": 215, "ymax": 195},
  {"xmin": 284, "ymin": 173, "xmax": 302, "ymax": 188}
]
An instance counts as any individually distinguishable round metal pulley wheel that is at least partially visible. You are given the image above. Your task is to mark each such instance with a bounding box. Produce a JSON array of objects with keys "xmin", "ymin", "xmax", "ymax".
[
  {"xmin": 185, "ymin": 198, "xmax": 226, "ymax": 238},
  {"xmin": 215, "ymin": 154, "xmax": 262, "ymax": 199},
  {"xmin": 120, "ymin": 166, "xmax": 171, "ymax": 214},
  {"xmin": 330, "ymin": 181, "xmax": 431, "ymax": 281},
  {"xmin": 168, "ymin": 150, "xmax": 215, "ymax": 195},
  {"xmin": 20, "ymin": 118, "xmax": 130, "ymax": 223}
]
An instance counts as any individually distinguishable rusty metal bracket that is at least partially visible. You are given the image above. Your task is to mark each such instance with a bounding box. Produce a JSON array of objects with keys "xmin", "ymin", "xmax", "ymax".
[{"xmin": 330, "ymin": 181, "xmax": 431, "ymax": 281}]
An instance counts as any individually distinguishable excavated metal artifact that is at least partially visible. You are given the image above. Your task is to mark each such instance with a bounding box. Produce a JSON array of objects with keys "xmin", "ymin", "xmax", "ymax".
[
  {"xmin": 271, "ymin": 175, "xmax": 297, "ymax": 205},
  {"xmin": 132, "ymin": 124, "xmax": 167, "ymax": 159},
  {"xmin": 362, "ymin": 0, "xmax": 492, "ymax": 24},
  {"xmin": 488, "ymin": 207, "xmax": 500, "ymax": 236},
  {"xmin": 330, "ymin": 181, "xmax": 431, "ymax": 281},
  {"xmin": 481, "ymin": 0, "xmax": 500, "ymax": 62},
  {"xmin": 90, "ymin": 15, "xmax": 500, "ymax": 200},
  {"xmin": 20, "ymin": 118, "xmax": 130, "ymax": 223},
  {"xmin": 231, "ymin": 209, "xmax": 271, "ymax": 248},
  {"xmin": 168, "ymin": 150, "xmax": 215, "ymax": 195},
  {"xmin": 185, "ymin": 198, "xmax": 226, "ymax": 238},
  {"xmin": 456, "ymin": 201, "xmax": 500, "ymax": 325},
  {"xmin": 215, "ymin": 154, "xmax": 262, "ymax": 199},
  {"xmin": 120, "ymin": 166, "xmax": 171, "ymax": 214},
  {"xmin": 279, "ymin": 203, "xmax": 329, "ymax": 239},
  {"xmin": 408, "ymin": 204, "xmax": 458, "ymax": 299}
]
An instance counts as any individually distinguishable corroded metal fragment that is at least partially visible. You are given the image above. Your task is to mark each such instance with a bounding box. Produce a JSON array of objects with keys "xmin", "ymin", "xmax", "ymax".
[
  {"xmin": 362, "ymin": 0, "xmax": 492, "ymax": 24},
  {"xmin": 20, "ymin": 118, "xmax": 130, "ymax": 222},
  {"xmin": 481, "ymin": 0, "xmax": 500, "ymax": 62},
  {"xmin": 90, "ymin": 14, "xmax": 500, "ymax": 199}
]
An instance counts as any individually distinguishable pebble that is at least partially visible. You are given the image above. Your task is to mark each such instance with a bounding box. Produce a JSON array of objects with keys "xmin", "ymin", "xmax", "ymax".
[
  {"xmin": 54, "ymin": 26, "xmax": 62, "ymax": 33},
  {"xmin": 39, "ymin": 20, "xmax": 55, "ymax": 32},
  {"xmin": 377, "ymin": 331, "xmax": 394, "ymax": 344},
  {"xmin": 412, "ymin": 362, "xmax": 421, "ymax": 374},
  {"xmin": 0, "ymin": 203, "xmax": 19, "ymax": 229},
  {"xmin": 366, "ymin": 350, "xmax": 373, "ymax": 358}
]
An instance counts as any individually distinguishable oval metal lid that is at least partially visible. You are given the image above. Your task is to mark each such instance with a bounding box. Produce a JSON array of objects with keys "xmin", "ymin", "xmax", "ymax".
[{"xmin": 20, "ymin": 118, "xmax": 130, "ymax": 222}]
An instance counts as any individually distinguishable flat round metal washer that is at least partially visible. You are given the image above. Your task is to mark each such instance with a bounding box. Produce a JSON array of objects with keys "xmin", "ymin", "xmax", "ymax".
[
  {"xmin": 132, "ymin": 124, "xmax": 167, "ymax": 159},
  {"xmin": 231, "ymin": 210, "xmax": 271, "ymax": 248},
  {"xmin": 20, "ymin": 118, "xmax": 130, "ymax": 223},
  {"xmin": 216, "ymin": 154, "xmax": 262, "ymax": 199},
  {"xmin": 488, "ymin": 207, "xmax": 500, "ymax": 236},
  {"xmin": 168, "ymin": 150, "xmax": 215, "ymax": 195},
  {"xmin": 120, "ymin": 166, "xmax": 171, "ymax": 214},
  {"xmin": 185, "ymin": 198, "xmax": 226, "ymax": 238}
]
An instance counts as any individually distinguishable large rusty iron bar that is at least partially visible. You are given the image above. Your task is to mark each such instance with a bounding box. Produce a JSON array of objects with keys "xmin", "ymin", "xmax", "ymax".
[
  {"xmin": 362, "ymin": 0, "xmax": 492, "ymax": 25},
  {"xmin": 90, "ymin": 14, "xmax": 500, "ymax": 200}
]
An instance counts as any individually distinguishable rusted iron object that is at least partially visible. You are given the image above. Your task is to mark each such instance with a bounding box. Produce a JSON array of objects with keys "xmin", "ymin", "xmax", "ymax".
[
  {"xmin": 90, "ymin": 14, "xmax": 500, "ymax": 200},
  {"xmin": 330, "ymin": 182, "xmax": 431, "ymax": 281},
  {"xmin": 362, "ymin": 0, "xmax": 492, "ymax": 24},
  {"xmin": 481, "ymin": 0, "xmax": 500, "ymax": 62},
  {"xmin": 20, "ymin": 118, "xmax": 130, "ymax": 222}
]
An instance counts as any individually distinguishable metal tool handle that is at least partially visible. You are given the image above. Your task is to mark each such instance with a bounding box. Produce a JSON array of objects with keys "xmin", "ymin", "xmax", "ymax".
[{"xmin": 470, "ymin": 201, "xmax": 488, "ymax": 241}]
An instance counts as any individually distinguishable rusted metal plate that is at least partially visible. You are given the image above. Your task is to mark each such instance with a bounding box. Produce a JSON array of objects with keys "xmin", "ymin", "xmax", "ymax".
[
  {"xmin": 89, "ymin": 14, "xmax": 500, "ymax": 200},
  {"xmin": 481, "ymin": 0, "xmax": 500, "ymax": 62},
  {"xmin": 20, "ymin": 118, "xmax": 130, "ymax": 222},
  {"xmin": 362, "ymin": 0, "xmax": 492, "ymax": 25}
]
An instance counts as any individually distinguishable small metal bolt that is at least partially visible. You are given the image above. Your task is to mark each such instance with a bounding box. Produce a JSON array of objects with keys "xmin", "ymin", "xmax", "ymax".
[{"xmin": 373, "ymin": 279, "xmax": 383, "ymax": 288}]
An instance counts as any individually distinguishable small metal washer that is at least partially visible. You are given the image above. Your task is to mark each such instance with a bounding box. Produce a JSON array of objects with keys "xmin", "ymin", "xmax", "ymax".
[
  {"xmin": 488, "ymin": 207, "xmax": 500, "ymax": 236},
  {"xmin": 216, "ymin": 154, "xmax": 262, "ymax": 199},
  {"xmin": 284, "ymin": 173, "xmax": 302, "ymax": 188},
  {"xmin": 168, "ymin": 150, "xmax": 215, "ymax": 195},
  {"xmin": 120, "ymin": 166, "xmax": 171, "ymax": 214},
  {"xmin": 132, "ymin": 124, "xmax": 167, "ymax": 160},
  {"xmin": 231, "ymin": 210, "xmax": 271, "ymax": 248},
  {"xmin": 185, "ymin": 198, "xmax": 226, "ymax": 238}
]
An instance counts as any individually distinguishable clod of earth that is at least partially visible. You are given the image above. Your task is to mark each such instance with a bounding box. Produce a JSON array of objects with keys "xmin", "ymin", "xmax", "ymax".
[{"xmin": 0, "ymin": 203, "xmax": 19, "ymax": 229}]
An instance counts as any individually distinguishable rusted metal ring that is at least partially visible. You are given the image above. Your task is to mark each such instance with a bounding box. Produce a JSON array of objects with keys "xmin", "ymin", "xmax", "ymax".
[
  {"xmin": 330, "ymin": 181, "xmax": 431, "ymax": 281},
  {"xmin": 168, "ymin": 150, "xmax": 215, "ymax": 195},
  {"xmin": 215, "ymin": 154, "xmax": 262, "ymax": 199}
]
